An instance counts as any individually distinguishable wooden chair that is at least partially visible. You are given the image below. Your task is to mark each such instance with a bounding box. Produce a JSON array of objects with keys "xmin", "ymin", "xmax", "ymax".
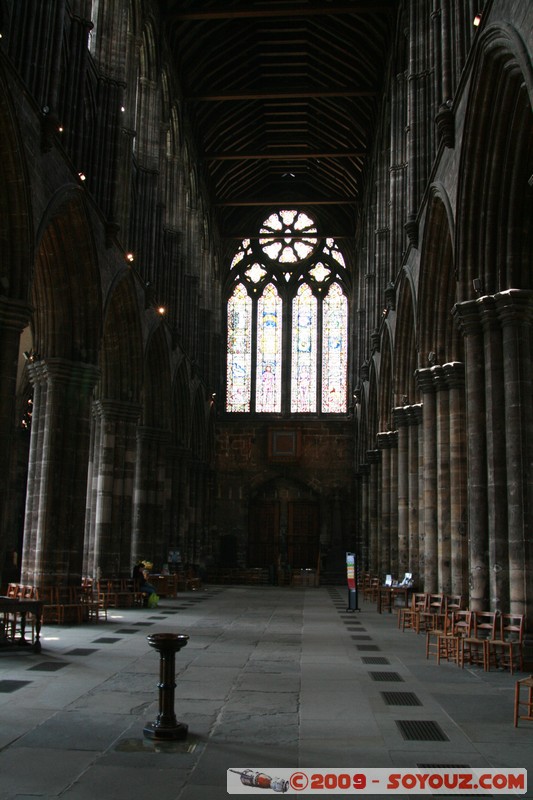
[
  {"xmin": 38, "ymin": 586, "xmax": 83, "ymax": 625},
  {"xmin": 514, "ymin": 675, "xmax": 533, "ymax": 727},
  {"xmin": 398, "ymin": 592, "xmax": 427, "ymax": 632},
  {"xmin": 436, "ymin": 610, "xmax": 472, "ymax": 665},
  {"xmin": 97, "ymin": 579, "xmax": 120, "ymax": 609},
  {"xmin": 445, "ymin": 594, "xmax": 464, "ymax": 613},
  {"xmin": 461, "ymin": 610, "xmax": 498, "ymax": 670},
  {"xmin": 486, "ymin": 613, "xmax": 525, "ymax": 674},
  {"xmin": 363, "ymin": 577, "xmax": 380, "ymax": 603},
  {"xmin": 425, "ymin": 608, "xmax": 454, "ymax": 660},
  {"xmin": 419, "ymin": 593, "xmax": 445, "ymax": 632},
  {"xmin": 4, "ymin": 585, "xmax": 38, "ymax": 641}
]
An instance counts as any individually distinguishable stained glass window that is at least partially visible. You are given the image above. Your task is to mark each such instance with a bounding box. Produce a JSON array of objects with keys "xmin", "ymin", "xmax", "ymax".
[
  {"xmin": 226, "ymin": 284, "xmax": 252, "ymax": 412},
  {"xmin": 225, "ymin": 210, "xmax": 349, "ymax": 415},
  {"xmin": 322, "ymin": 283, "xmax": 348, "ymax": 413},
  {"xmin": 291, "ymin": 284, "xmax": 317, "ymax": 413},
  {"xmin": 256, "ymin": 283, "xmax": 282, "ymax": 412}
]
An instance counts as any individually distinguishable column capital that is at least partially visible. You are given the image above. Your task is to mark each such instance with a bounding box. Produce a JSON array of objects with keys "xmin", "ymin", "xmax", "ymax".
[
  {"xmin": 136, "ymin": 425, "xmax": 171, "ymax": 444},
  {"xmin": 27, "ymin": 358, "xmax": 100, "ymax": 392},
  {"xmin": 93, "ymin": 399, "xmax": 142, "ymax": 422},
  {"xmin": 366, "ymin": 448, "xmax": 381, "ymax": 464},
  {"xmin": 405, "ymin": 403, "xmax": 423, "ymax": 425},
  {"xmin": 415, "ymin": 366, "xmax": 439, "ymax": 394},
  {"xmin": 393, "ymin": 406, "xmax": 409, "ymax": 428},
  {"xmin": 377, "ymin": 430, "xmax": 398, "ymax": 449},
  {"xmin": 0, "ymin": 296, "xmax": 33, "ymax": 331},
  {"xmin": 494, "ymin": 289, "xmax": 533, "ymax": 327},
  {"xmin": 452, "ymin": 298, "xmax": 482, "ymax": 335},
  {"xmin": 442, "ymin": 361, "xmax": 465, "ymax": 389}
]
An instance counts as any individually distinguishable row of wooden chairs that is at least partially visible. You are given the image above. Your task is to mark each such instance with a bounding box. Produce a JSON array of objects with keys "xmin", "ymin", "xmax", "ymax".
[
  {"xmin": 2, "ymin": 584, "xmax": 39, "ymax": 640},
  {"xmin": 95, "ymin": 578, "xmax": 144, "ymax": 610},
  {"xmin": 425, "ymin": 609, "xmax": 525, "ymax": 674},
  {"xmin": 398, "ymin": 592, "xmax": 464, "ymax": 633},
  {"xmin": 4, "ymin": 582, "xmax": 108, "ymax": 626}
]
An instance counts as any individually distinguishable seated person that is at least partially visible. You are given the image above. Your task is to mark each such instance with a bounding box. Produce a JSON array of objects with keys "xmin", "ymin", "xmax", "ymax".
[{"xmin": 140, "ymin": 569, "xmax": 159, "ymax": 607}]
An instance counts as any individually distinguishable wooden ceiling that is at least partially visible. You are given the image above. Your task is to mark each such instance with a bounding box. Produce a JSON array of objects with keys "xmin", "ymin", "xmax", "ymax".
[{"xmin": 161, "ymin": 1, "xmax": 398, "ymax": 259}]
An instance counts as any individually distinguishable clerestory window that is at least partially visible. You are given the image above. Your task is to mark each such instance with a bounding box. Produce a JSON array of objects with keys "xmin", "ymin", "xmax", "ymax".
[{"xmin": 225, "ymin": 209, "xmax": 349, "ymax": 415}]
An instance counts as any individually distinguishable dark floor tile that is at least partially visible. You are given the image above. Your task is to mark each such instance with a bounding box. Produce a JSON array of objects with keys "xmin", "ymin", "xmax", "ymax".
[
  {"xmin": 28, "ymin": 661, "xmax": 69, "ymax": 671},
  {"xmin": 0, "ymin": 679, "xmax": 33, "ymax": 692}
]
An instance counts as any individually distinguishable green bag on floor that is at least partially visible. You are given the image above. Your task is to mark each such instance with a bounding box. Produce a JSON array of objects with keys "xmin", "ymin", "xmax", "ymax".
[{"xmin": 147, "ymin": 593, "xmax": 160, "ymax": 608}]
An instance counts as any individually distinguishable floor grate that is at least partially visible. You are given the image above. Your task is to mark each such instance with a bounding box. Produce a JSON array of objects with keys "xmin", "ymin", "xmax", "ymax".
[
  {"xmin": 356, "ymin": 644, "xmax": 381, "ymax": 651},
  {"xmin": 351, "ymin": 635, "xmax": 372, "ymax": 640},
  {"xmin": 381, "ymin": 691, "xmax": 422, "ymax": 706},
  {"xmin": 396, "ymin": 720, "xmax": 449, "ymax": 741},
  {"xmin": 369, "ymin": 671, "xmax": 404, "ymax": 682},
  {"xmin": 0, "ymin": 679, "xmax": 32, "ymax": 693},
  {"xmin": 92, "ymin": 637, "xmax": 122, "ymax": 643},
  {"xmin": 362, "ymin": 656, "xmax": 390, "ymax": 665},
  {"xmin": 66, "ymin": 648, "xmax": 99, "ymax": 656},
  {"xmin": 28, "ymin": 661, "xmax": 69, "ymax": 671}
]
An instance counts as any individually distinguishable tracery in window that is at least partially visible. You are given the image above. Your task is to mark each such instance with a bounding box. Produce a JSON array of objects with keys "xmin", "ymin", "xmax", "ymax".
[
  {"xmin": 291, "ymin": 284, "xmax": 317, "ymax": 413},
  {"xmin": 226, "ymin": 284, "xmax": 252, "ymax": 412},
  {"xmin": 322, "ymin": 284, "xmax": 348, "ymax": 413},
  {"xmin": 256, "ymin": 284, "xmax": 282, "ymax": 412},
  {"xmin": 225, "ymin": 210, "xmax": 349, "ymax": 415}
]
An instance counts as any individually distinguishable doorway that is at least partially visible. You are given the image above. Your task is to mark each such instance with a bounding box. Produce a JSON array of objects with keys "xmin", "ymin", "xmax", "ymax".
[{"xmin": 248, "ymin": 480, "xmax": 320, "ymax": 571}]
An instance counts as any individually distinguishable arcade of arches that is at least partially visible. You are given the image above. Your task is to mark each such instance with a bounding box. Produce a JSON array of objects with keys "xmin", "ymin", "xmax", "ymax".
[{"xmin": 0, "ymin": 2, "xmax": 532, "ymax": 641}]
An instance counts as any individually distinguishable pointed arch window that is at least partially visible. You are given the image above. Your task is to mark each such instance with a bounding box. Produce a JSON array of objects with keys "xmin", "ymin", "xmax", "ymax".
[
  {"xmin": 225, "ymin": 210, "xmax": 349, "ymax": 415},
  {"xmin": 256, "ymin": 283, "xmax": 282, "ymax": 412}
]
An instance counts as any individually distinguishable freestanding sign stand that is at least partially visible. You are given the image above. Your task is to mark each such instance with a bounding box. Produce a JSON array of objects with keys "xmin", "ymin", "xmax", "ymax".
[{"xmin": 346, "ymin": 552, "xmax": 360, "ymax": 612}]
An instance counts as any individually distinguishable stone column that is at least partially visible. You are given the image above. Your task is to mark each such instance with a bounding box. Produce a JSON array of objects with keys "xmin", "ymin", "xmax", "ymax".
[
  {"xmin": 0, "ymin": 298, "xmax": 32, "ymax": 576},
  {"xmin": 406, "ymin": 404, "xmax": 422, "ymax": 584},
  {"xmin": 358, "ymin": 464, "xmax": 370, "ymax": 570},
  {"xmin": 132, "ymin": 426, "xmax": 170, "ymax": 566},
  {"xmin": 443, "ymin": 362, "xmax": 468, "ymax": 598},
  {"xmin": 21, "ymin": 358, "xmax": 100, "ymax": 587},
  {"xmin": 416, "ymin": 368, "xmax": 438, "ymax": 592},
  {"xmin": 367, "ymin": 449, "xmax": 381, "ymax": 574},
  {"xmin": 479, "ymin": 298, "xmax": 508, "ymax": 611},
  {"xmin": 434, "ymin": 366, "xmax": 451, "ymax": 594},
  {"xmin": 390, "ymin": 433, "xmax": 399, "ymax": 576},
  {"xmin": 452, "ymin": 300, "xmax": 489, "ymax": 610},
  {"xmin": 87, "ymin": 399, "xmax": 141, "ymax": 578},
  {"xmin": 394, "ymin": 407, "xmax": 409, "ymax": 578},
  {"xmin": 495, "ymin": 290, "xmax": 533, "ymax": 620},
  {"xmin": 377, "ymin": 433, "xmax": 391, "ymax": 575}
]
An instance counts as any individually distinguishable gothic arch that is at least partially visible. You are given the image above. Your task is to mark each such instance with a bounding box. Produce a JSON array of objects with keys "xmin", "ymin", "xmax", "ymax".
[
  {"xmin": 190, "ymin": 386, "xmax": 207, "ymax": 460},
  {"xmin": 367, "ymin": 359, "xmax": 379, "ymax": 447},
  {"xmin": 378, "ymin": 325, "xmax": 393, "ymax": 431},
  {"xmin": 172, "ymin": 358, "xmax": 191, "ymax": 448},
  {"xmin": 142, "ymin": 322, "xmax": 171, "ymax": 428},
  {"xmin": 0, "ymin": 71, "xmax": 33, "ymax": 301},
  {"xmin": 394, "ymin": 275, "xmax": 417, "ymax": 403},
  {"xmin": 99, "ymin": 270, "xmax": 143, "ymax": 402},
  {"xmin": 417, "ymin": 185, "xmax": 460, "ymax": 367},
  {"xmin": 32, "ymin": 189, "xmax": 101, "ymax": 364},
  {"xmin": 456, "ymin": 23, "xmax": 533, "ymax": 298}
]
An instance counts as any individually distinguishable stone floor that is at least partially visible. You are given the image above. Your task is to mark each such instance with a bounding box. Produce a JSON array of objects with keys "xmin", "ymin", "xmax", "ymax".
[{"xmin": 0, "ymin": 585, "xmax": 531, "ymax": 799}]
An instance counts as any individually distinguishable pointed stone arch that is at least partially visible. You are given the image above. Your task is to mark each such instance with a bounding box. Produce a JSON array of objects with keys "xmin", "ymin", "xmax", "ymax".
[
  {"xmin": 456, "ymin": 23, "xmax": 533, "ymax": 298},
  {"xmin": 0, "ymin": 72, "xmax": 33, "ymax": 300},
  {"xmin": 142, "ymin": 322, "xmax": 171, "ymax": 429},
  {"xmin": 378, "ymin": 325, "xmax": 393, "ymax": 432},
  {"xmin": 418, "ymin": 184, "xmax": 460, "ymax": 367},
  {"xmin": 99, "ymin": 270, "xmax": 143, "ymax": 403},
  {"xmin": 32, "ymin": 188, "xmax": 102, "ymax": 364},
  {"xmin": 393, "ymin": 274, "xmax": 417, "ymax": 403}
]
